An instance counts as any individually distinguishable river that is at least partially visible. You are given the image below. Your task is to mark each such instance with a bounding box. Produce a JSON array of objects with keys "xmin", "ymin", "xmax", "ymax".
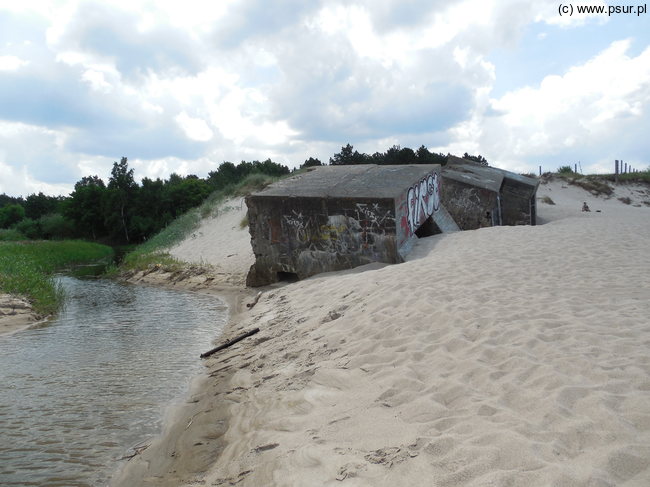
[{"xmin": 0, "ymin": 276, "xmax": 227, "ymax": 487}]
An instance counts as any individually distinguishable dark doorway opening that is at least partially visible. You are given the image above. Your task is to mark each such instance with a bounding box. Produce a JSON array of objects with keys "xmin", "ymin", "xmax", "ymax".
[
  {"xmin": 414, "ymin": 216, "xmax": 440, "ymax": 238},
  {"xmin": 277, "ymin": 271, "xmax": 299, "ymax": 283}
]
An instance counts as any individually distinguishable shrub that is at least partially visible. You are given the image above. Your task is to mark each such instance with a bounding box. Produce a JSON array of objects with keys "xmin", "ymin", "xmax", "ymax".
[
  {"xmin": 569, "ymin": 177, "xmax": 614, "ymax": 196},
  {"xmin": 39, "ymin": 213, "xmax": 75, "ymax": 240},
  {"xmin": 557, "ymin": 165, "xmax": 575, "ymax": 174},
  {"xmin": 0, "ymin": 204, "xmax": 25, "ymax": 229},
  {"xmin": 0, "ymin": 229, "xmax": 26, "ymax": 241},
  {"xmin": 14, "ymin": 218, "xmax": 42, "ymax": 239}
]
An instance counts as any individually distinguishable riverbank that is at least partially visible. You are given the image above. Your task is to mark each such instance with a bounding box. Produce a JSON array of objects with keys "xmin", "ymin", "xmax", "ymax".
[
  {"xmin": 110, "ymin": 266, "xmax": 258, "ymax": 486},
  {"xmin": 116, "ymin": 181, "xmax": 650, "ymax": 486},
  {"xmin": 110, "ymin": 198, "xmax": 260, "ymax": 485},
  {"xmin": 0, "ymin": 293, "xmax": 42, "ymax": 335},
  {"xmin": 0, "ymin": 240, "xmax": 114, "ymax": 333}
]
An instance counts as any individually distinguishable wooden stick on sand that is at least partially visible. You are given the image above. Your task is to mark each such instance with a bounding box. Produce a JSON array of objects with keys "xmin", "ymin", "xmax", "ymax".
[{"xmin": 200, "ymin": 328, "xmax": 260, "ymax": 359}]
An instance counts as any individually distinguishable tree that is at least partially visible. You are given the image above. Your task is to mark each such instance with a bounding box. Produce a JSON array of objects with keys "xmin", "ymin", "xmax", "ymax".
[
  {"xmin": 463, "ymin": 152, "xmax": 488, "ymax": 165},
  {"xmin": 105, "ymin": 157, "xmax": 138, "ymax": 243},
  {"xmin": 207, "ymin": 162, "xmax": 239, "ymax": 190},
  {"xmin": 329, "ymin": 144, "xmax": 369, "ymax": 165},
  {"xmin": 0, "ymin": 194, "xmax": 24, "ymax": 209},
  {"xmin": 24, "ymin": 192, "xmax": 61, "ymax": 220},
  {"xmin": 382, "ymin": 145, "xmax": 417, "ymax": 165},
  {"xmin": 0, "ymin": 204, "xmax": 25, "ymax": 229},
  {"xmin": 300, "ymin": 157, "xmax": 323, "ymax": 169},
  {"xmin": 165, "ymin": 175, "xmax": 212, "ymax": 218},
  {"xmin": 416, "ymin": 145, "xmax": 448, "ymax": 165},
  {"xmin": 254, "ymin": 159, "xmax": 290, "ymax": 177},
  {"xmin": 65, "ymin": 176, "xmax": 107, "ymax": 240}
]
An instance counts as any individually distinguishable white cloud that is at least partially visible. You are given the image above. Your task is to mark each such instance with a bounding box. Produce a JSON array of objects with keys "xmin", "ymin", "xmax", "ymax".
[
  {"xmin": 0, "ymin": 160, "xmax": 71, "ymax": 196},
  {"xmin": 444, "ymin": 39, "xmax": 650, "ymax": 173},
  {"xmin": 175, "ymin": 112, "xmax": 214, "ymax": 142},
  {"xmin": 0, "ymin": 55, "xmax": 29, "ymax": 71},
  {"xmin": 81, "ymin": 69, "xmax": 113, "ymax": 92}
]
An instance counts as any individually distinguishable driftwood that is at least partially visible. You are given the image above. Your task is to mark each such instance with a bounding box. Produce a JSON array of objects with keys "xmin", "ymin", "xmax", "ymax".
[
  {"xmin": 246, "ymin": 292, "xmax": 262, "ymax": 309},
  {"xmin": 118, "ymin": 443, "xmax": 149, "ymax": 461},
  {"xmin": 200, "ymin": 328, "xmax": 260, "ymax": 359}
]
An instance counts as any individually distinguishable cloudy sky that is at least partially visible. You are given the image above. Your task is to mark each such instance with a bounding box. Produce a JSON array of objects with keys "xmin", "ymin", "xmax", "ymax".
[{"xmin": 0, "ymin": 0, "xmax": 648, "ymax": 197}]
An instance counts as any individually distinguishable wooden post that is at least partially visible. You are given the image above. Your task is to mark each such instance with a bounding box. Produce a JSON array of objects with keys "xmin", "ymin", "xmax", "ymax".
[
  {"xmin": 615, "ymin": 160, "xmax": 619, "ymax": 183},
  {"xmin": 539, "ymin": 165, "xmax": 542, "ymax": 176},
  {"xmin": 574, "ymin": 163, "xmax": 577, "ymax": 173}
]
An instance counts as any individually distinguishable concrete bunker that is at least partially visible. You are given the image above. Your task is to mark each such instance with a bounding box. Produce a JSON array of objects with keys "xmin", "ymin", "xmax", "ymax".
[
  {"xmin": 245, "ymin": 165, "xmax": 458, "ymax": 287},
  {"xmin": 441, "ymin": 156, "xmax": 539, "ymax": 230}
]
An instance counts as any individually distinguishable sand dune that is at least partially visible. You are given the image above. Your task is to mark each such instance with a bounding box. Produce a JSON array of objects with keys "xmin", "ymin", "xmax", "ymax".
[
  {"xmin": 168, "ymin": 198, "xmax": 254, "ymax": 286},
  {"xmin": 119, "ymin": 178, "xmax": 650, "ymax": 486}
]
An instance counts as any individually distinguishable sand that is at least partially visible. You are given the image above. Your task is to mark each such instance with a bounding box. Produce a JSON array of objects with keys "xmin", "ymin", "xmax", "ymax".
[
  {"xmin": 168, "ymin": 198, "xmax": 254, "ymax": 287},
  {"xmin": 92, "ymin": 180, "xmax": 650, "ymax": 485},
  {"xmin": 0, "ymin": 293, "xmax": 42, "ymax": 336}
]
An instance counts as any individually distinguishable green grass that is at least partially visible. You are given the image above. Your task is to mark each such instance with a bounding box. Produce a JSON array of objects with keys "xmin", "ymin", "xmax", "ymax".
[
  {"xmin": 567, "ymin": 176, "xmax": 614, "ymax": 196},
  {"xmin": 557, "ymin": 165, "xmax": 576, "ymax": 175},
  {"xmin": 0, "ymin": 229, "xmax": 26, "ymax": 241},
  {"xmin": 0, "ymin": 240, "xmax": 114, "ymax": 316},
  {"xmin": 121, "ymin": 172, "xmax": 277, "ymax": 272},
  {"xmin": 609, "ymin": 171, "xmax": 650, "ymax": 183}
]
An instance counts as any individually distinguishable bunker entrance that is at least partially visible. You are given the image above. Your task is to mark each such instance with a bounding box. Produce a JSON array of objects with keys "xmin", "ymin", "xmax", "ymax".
[
  {"xmin": 414, "ymin": 216, "xmax": 441, "ymax": 238},
  {"xmin": 277, "ymin": 271, "xmax": 299, "ymax": 283}
]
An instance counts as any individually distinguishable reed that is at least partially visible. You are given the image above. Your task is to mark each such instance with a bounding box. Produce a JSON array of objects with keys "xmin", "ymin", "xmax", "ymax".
[{"xmin": 0, "ymin": 241, "xmax": 113, "ymax": 316}]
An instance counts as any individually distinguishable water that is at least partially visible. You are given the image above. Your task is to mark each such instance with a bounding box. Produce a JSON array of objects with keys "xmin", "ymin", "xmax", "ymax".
[{"xmin": 0, "ymin": 276, "xmax": 227, "ymax": 486}]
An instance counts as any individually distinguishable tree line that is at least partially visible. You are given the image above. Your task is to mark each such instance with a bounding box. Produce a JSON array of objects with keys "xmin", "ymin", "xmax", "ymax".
[
  {"xmin": 326, "ymin": 144, "xmax": 487, "ymax": 167},
  {"xmin": 1, "ymin": 145, "xmax": 487, "ymax": 243},
  {"xmin": 0, "ymin": 157, "xmax": 290, "ymax": 244}
]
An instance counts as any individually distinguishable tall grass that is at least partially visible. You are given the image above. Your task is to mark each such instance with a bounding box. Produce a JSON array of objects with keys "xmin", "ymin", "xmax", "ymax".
[
  {"xmin": 0, "ymin": 241, "xmax": 113, "ymax": 316},
  {"xmin": 0, "ymin": 229, "xmax": 26, "ymax": 241},
  {"xmin": 121, "ymin": 172, "xmax": 277, "ymax": 271},
  {"xmin": 613, "ymin": 170, "xmax": 650, "ymax": 183}
]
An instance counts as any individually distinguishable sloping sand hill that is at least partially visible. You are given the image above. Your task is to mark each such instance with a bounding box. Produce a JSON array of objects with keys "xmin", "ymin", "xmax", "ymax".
[{"xmin": 118, "ymin": 177, "xmax": 650, "ymax": 487}]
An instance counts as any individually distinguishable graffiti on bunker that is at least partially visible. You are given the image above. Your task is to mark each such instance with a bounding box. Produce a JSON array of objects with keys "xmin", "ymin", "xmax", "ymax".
[{"xmin": 406, "ymin": 173, "xmax": 440, "ymax": 234}]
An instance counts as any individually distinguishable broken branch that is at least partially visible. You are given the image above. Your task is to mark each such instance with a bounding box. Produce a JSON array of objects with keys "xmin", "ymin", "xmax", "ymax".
[{"xmin": 200, "ymin": 328, "xmax": 260, "ymax": 359}]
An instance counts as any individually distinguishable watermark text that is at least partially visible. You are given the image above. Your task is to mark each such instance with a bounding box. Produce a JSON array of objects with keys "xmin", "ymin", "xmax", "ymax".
[{"xmin": 558, "ymin": 3, "xmax": 647, "ymax": 16}]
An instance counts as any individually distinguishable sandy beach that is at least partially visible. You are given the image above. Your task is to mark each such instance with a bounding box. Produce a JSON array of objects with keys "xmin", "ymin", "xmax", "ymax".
[{"xmin": 48, "ymin": 180, "xmax": 650, "ymax": 485}]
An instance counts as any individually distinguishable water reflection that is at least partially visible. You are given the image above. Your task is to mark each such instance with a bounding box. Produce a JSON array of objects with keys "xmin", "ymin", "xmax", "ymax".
[{"xmin": 0, "ymin": 277, "xmax": 227, "ymax": 487}]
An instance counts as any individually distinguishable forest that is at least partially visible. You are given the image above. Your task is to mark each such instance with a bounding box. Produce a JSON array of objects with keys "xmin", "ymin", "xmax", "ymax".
[{"xmin": 0, "ymin": 145, "xmax": 486, "ymax": 244}]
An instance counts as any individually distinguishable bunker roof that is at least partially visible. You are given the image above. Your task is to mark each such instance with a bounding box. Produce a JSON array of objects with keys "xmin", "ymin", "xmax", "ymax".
[
  {"xmin": 443, "ymin": 156, "xmax": 539, "ymax": 193},
  {"xmin": 251, "ymin": 164, "xmax": 440, "ymax": 199},
  {"xmin": 443, "ymin": 157, "xmax": 504, "ymax": 193}
]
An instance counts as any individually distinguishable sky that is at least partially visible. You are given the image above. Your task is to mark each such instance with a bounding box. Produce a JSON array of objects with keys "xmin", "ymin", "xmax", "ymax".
[{"xmin": 0, "ymin": 0, "xmax": 648, "ymax": 197}]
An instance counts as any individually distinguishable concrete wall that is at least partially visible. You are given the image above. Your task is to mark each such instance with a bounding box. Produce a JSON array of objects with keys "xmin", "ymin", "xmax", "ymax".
[
  {"xmin": 440, "ymin": 177, "xmax": 499, "ymax": 230},
  {"xmin": 246, "ymin": 196, "xmax": 398, "ymax": 286},
  {"xmin": 500, "ymin": 178, "xmax": 537, "ymax": 226}
]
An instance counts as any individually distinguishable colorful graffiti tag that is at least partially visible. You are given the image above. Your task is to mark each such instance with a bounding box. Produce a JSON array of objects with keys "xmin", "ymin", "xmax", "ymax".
[{"xmin": 406, "ymin": 173, "xmax": 440, "ymax": 234}]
